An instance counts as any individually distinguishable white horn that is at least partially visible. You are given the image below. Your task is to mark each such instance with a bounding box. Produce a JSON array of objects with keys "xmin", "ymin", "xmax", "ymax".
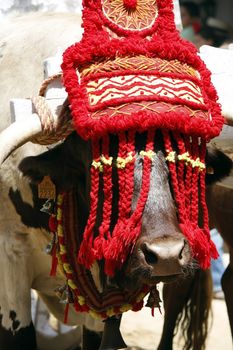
[
  {"xmin": 0, "ymin": 113, "xmax": 42, "ymax": 165},
  {"xmin": 222, "ymin": 107, "xmax": 233, "ymax": 127},
  {"xmin": 199, "ymin": 45, "xmax": 233, "ymax": 127}
]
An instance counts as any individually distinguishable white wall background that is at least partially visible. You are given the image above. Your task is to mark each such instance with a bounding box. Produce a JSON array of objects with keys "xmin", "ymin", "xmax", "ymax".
[
  {"xmin": 0, "ymin": 0, "xmax": 183, "ymax": 27},
  {"xmin": 0, "ymin": 0, "xmax": 82, "ymax": 19}
]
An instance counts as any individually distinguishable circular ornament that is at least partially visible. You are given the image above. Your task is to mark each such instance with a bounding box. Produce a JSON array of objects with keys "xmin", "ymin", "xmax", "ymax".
[{"xmin": 101, "ymin": 0, "xmax": 158, "ymax": 32}]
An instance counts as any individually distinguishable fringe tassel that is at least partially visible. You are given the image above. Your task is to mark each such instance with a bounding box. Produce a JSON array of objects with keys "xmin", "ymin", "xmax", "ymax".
[
  {"xmin": 94, "ymin": 135, "xmax": 113, "ymax": 259},
  {"xmin": 64, "ymin": 302, "xmax": 70, "ymax": 324},
  {"xmin": 77, "ymin": 129, "xmax": 218, "ymax": 274},
  {"xmin": 165, "ymin": 133, "xmax": 219, "ymax": 269},
  {"xmin": 78, "ymin": 139, "xmax": 101, "ymax": 268},
  {"xmin": 105, "ymin": 130, "xmax": 154, "ymax": 276}
]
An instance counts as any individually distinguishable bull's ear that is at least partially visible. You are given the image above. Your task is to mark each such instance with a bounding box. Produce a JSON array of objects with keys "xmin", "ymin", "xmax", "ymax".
[
  {"xmin": 19, "ymin": 132, "xmax": 91, "ymax": 191},
  {"xmin": 19, "ymin": 143, "xmax": 65, "ymax": 184},
  {"xmin": 205, "ymin": 146, "xmax": 232, "ymax": 185}
]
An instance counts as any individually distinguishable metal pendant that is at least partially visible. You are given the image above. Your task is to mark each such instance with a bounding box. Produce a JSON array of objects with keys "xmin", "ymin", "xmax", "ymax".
[{"xmin": 38, "ymin": 175, "xmax": 56, "ymax": 200}]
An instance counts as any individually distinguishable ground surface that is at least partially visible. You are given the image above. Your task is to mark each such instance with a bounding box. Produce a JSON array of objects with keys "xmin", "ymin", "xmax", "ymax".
[{"xmin": 121, "ymin": 297, "xmax": 232, "ymax": 349}]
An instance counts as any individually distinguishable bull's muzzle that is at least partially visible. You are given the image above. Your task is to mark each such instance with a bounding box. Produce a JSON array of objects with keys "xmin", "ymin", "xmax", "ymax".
[
  {"xmin": 140, "ymin": 238, "xmax": 190, "ymax": 277},
  {"xmin": 125, "ymin": 235, "xmax": 192, "ymax": 286}
]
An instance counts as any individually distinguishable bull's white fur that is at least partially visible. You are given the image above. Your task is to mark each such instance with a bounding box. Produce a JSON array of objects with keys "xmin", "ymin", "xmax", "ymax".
[
  {"xmin": 0, "ymin": 13, "xmax": 105, "ymax": 341},
  {"xmin": 0, "ymin": 143, "xmax": 104, "ymax": 333},
  {"xmin": 0, "ymin": 143, "xmax": 42, "ymax": 331},
  {"xmin": 0, "ymin": 12, "xmax": 82, "ymax": 131}
]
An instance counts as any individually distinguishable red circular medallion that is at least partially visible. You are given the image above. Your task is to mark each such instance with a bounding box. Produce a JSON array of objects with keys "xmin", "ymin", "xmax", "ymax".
[{"xmin": 101, "ymin": 0, "xmax": 158, "ymax": 32}]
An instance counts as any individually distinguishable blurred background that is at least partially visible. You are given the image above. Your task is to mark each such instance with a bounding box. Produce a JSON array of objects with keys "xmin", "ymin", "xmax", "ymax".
[{"xmin": 0, "ymin": 0, "xmax": 82, "ymax": 18}]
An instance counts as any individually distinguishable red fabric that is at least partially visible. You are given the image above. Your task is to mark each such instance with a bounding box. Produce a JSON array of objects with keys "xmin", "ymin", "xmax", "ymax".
[{"xmin": 61, "ymin": 0, "xmax": 224, "ymax": 276}]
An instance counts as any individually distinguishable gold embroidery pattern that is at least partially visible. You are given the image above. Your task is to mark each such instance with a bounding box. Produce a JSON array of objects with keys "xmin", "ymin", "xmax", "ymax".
[
  {"xmin": 102, "ymin": 0, "xmax": 158, "ymax": 31},
  {"xmin": 81, "ymin": 56, "xmax": 198, "ymax": 78}
]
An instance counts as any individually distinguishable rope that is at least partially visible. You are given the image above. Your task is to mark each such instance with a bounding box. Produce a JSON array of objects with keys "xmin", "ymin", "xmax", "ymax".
[
  {"xmin": 30, "ymin": 73, "xmax": 74, "ymax": 145},
  {"xmin": 39, "ymin": 73, "xmax": 63, "ymax": 97}
]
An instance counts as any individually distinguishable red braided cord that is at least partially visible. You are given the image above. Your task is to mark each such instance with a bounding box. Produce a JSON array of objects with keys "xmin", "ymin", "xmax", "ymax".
[
  {"xmin": 199, "ymin": 141, "xmax": 209, "ymax": 231},
  {"xmin": 190, "ymin": 137, "xmax": 199, "ymax": 224},
  {"xmin": 94, "ymin": 135, "xmax": 113, "ymax": 259},
  {"xmin": 198, "ymin": 141, "xmax": 218, "ymax": 259},
  {"xmin": 117, "ymin": 132, "xmax": 128, "ymax": 220},
  {"xmin": 163, "ymin": 130, "xmax": 186, "ymax": 224},
  {"xmin": 129, "ymin": 129, "xmax": 154, "ymax": 226},
  {"xmin": 78, "ymin": 139, "xmax": 101, "ymax": 268},
  {"xmin": 184, "ymin": 135, "xmax": 193, "ymax": 220},
  {"xmin": 174, "ymin": 132, "xmax": 187, "ymax": 220},
  {"xmin": 121, "ymin": 130, "xmax": 136, "ymax": 220},
  {"xmin": 104, "ymin": 130, "xmax": 154, "ymax": 276},
  {"xmin": 103, "ymin": 131, "xmax": 136, "ymax": 275}
]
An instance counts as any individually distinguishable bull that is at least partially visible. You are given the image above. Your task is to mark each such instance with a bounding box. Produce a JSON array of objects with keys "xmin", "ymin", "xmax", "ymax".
[
  {"xmin": 0, "ymin": 122, "xmax": 192, "ymax": 350},
  {"xmin": 0, "ymin": 7, "xmax": 233, "ymax": 350},
  {"xmin": 0, "ymin": 87, "xmax": 232, "ymax": 350}
]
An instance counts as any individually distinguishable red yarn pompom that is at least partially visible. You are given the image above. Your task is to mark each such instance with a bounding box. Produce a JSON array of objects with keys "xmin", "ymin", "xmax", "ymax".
[{"xmin": 123, "ymin": 0, "xmax": 137, "ymax": 10}]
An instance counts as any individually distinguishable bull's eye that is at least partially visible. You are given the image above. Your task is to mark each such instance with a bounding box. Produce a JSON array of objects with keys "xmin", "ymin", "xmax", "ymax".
[{"xmin": 206, "ymin": 166, "xmax": 214, "ymax": 175}]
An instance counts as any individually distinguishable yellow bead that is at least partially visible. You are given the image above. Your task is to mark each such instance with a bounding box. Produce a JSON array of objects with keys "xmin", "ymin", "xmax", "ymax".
[
  {"xmin": 68, "ymin": 279, "xmax": 77, "ymax": 290},
  {"xmin": 63, "ymin": 263, "xmax": 73, "ymax": 273},
  {"xmin": 106, "ymin": 308, "xmax": 115, "ymax": 317},
  {"xmin": 120, "ymin": 304, "xmax": 132, "ymax": 313},
  {"xmin": 89, "ymin": 310, "xmax": 102, "ymax": 320},
  {"xmin": 77, "ymin": 295, "xmax": 86, "ymax": 305}
]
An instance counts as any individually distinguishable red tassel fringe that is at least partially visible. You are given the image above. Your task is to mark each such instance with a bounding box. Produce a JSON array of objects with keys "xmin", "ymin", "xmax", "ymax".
[
  {"xmin": 50, "ymin": 244, "xmax": 58, "ymax": 277},
  {"xmin": 64, "ymin": 302, "xmax": 70, "ymax": 324}
]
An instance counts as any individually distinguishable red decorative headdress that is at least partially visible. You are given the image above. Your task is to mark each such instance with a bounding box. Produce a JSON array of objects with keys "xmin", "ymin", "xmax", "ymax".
[{"xmin": 59, "ymin": 0, "xmax": 224, "ymax": 316}]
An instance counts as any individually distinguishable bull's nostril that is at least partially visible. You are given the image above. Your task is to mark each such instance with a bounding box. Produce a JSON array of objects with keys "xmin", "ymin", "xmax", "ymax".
[{"xmin": 143, "ymin": 247, "xmax": 158, "ymax": 265}]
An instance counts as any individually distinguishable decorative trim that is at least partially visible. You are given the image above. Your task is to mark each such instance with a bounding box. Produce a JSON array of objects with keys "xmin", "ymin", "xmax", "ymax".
[
  {"xmin": 54, "ymin": 193, "xmax": 148, "ymax": 321},
  {"xmin": 58, "ymin": 0, "xmax": 222, "ymax": 322},
  {"xmin": 81, "ymin": 56, "xmax": 198, "ymax": 78},
  {"xmin": 166, "ymin": 151, "xmax": 206, "ymax": 171},
  {"xmin": 101, "ymin": 0, "xmax": 158, "ymax": 32}
]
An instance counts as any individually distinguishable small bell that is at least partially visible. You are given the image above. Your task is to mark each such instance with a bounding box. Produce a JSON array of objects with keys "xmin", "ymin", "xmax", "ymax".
[
  {"xmin": 45, "ymin": 242, "xmax": 53, "ymax": 254},
  {"xmin": 55, "ymin": 285, "xmax": 67, "ymax": 300},
  {"xmin": 45, "ymin": 232, "xmax": 57, "ymax": 255},
  {"xmin": 145, "ymin": 286, "xmax": 162, "ymax": 314},
  {"xmin": 40, "ymin": 198, "xmax": 55, "ymax": 214},
  {"xmin": 55, "ymin": 284, "xmax": 74, "ymax": 304}
]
